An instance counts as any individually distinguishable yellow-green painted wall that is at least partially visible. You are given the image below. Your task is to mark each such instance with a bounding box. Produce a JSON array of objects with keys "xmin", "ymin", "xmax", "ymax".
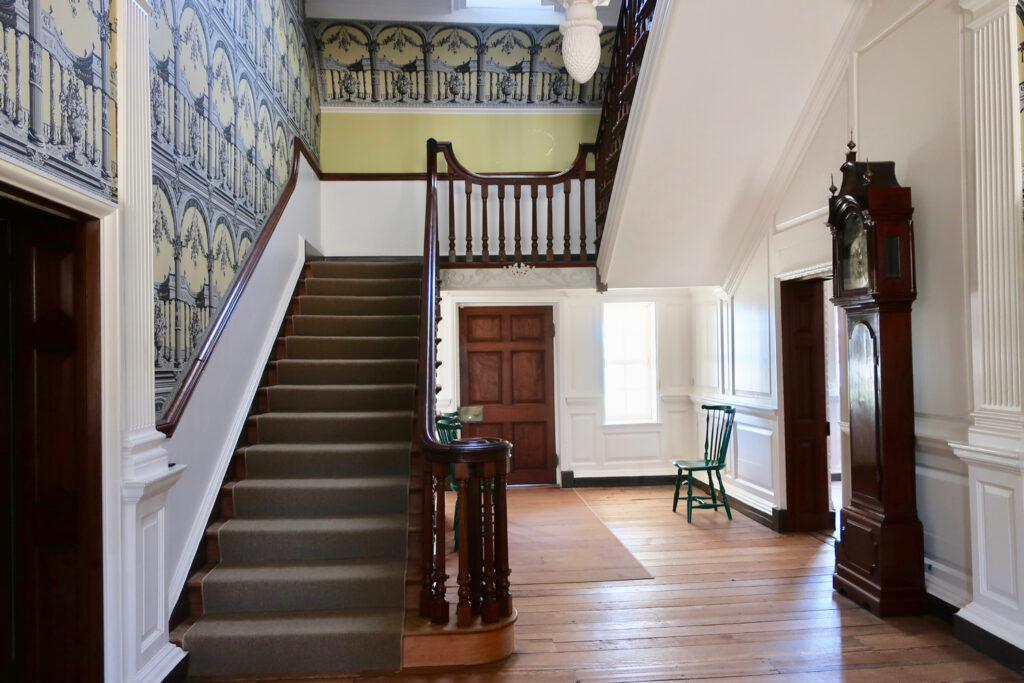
[{"xmin": 320, "ymin": 112, "xmax": 599, "ymax": 173}]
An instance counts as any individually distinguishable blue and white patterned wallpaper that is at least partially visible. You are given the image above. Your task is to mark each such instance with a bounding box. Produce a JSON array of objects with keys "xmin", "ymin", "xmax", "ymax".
[{"xmin": 151, "ymin": 0, "xmax": 321, "ymax": 414}]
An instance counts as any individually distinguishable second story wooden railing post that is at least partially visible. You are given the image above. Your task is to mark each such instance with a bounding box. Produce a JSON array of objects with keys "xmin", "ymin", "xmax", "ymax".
[{"xmin": 417, "ymin": 138, "xmax": 515, "ymax": 629}]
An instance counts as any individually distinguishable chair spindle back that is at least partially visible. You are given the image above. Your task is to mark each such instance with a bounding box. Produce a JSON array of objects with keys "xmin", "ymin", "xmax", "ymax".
[{"xmin": 702, "ymin": 405, "xmax": 736, "ymax": 467}]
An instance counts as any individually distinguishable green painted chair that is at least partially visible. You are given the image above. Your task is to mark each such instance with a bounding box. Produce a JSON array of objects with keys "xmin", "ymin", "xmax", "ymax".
[
  {"xmin": 672, "ymin": 405, "xmax": 736, "ymax": 522},
  {"xmin": 435, "ymin": 412, "xmax": 464, "ymax": 549}
]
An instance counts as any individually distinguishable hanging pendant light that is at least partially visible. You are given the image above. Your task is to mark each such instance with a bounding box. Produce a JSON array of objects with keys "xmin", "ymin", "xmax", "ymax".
[{"xmin": 551, "ymin": 0, "xmax": 609, "ymax": 84}]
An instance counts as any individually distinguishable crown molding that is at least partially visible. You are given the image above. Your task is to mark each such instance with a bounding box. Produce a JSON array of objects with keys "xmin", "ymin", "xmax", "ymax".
[{"xmin": 959, "ymin": 0, "xmax": 1015, "ymax": 30}]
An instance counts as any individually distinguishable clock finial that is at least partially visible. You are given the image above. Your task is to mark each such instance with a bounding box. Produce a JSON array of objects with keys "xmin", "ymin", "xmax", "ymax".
[
  {"xmin": 829, "ymin": 174, "xmax": 837, "ymax": 196},
  {"xmin": 863, "ymin": 159, "xmax": 873, "ymax": 186},
  {"xmin": 846, "ymin": 134, "xmax": 858, "ymax": 164},
  {"xmin": 847, "ymin": 136, "xmax": 856, "ymax": 152}
]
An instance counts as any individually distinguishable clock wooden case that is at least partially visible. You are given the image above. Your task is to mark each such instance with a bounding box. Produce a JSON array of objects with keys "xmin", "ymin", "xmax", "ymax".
[{"xmin": 826, "ymin": 142, "xmax": 925, "ymax": 617}]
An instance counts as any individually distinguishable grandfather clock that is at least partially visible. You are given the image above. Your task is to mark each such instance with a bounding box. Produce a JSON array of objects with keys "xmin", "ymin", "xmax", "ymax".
[{"xmin": 826, "ymin": 141, "xmax": 925, "ymax": 617}]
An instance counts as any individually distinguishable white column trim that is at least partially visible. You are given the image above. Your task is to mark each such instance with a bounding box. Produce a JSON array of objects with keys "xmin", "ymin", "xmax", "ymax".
[{"xmin": 952, "ymin": 0, "xmax": 1024, "ymax": 655}]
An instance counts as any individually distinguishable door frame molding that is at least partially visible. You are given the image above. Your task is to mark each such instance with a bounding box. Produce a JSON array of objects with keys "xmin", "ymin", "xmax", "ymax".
[
  {"xmin": 441, "ymin": 294, "xmax": 566, "ymax": 486},
  {"xmin": 774, "ymin": 262, "xmax": 838, "ymax": 532},
  {"xmin": 1, "ymin": 179, "xmax": 104, "ymax": 680}
]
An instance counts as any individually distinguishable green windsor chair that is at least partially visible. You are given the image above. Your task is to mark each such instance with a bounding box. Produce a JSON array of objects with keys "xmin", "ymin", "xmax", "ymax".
[{"xmin": 672, "ymin": 405, "xmax": 736, "ymax": 523}]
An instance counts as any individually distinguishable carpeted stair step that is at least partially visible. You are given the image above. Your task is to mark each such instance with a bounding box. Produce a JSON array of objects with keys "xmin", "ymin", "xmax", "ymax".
[
  {"xmin": 262, "ymin": 384, "xmax": 415, "ymax": 412},
  {"xmin": 291, "ymin": 314, "xmax": 419, "ymax": 337},
  {"xmin": 297, "ymin": 295, "xmax": 420, "ymax": 316},
  {"xmin": 217, "ymin": 515, "xmax": 407, "ymax": 563},
  {"xmin": 309, "ymin": 260, "xmax": 422, "ymax": 279},
  {"xmin": 306, "ymin": 277, "xmax": 421, "ymax": 296},
  {"xmin": 181, "ymin": 608, "xmax": 404, "ymax": 677},
  {"xmin": 273, "ymin": 359, "xmax": 417, "ymax": 385},
  {"xmin": 249, "ymin": 411, "xmax": 412, "ymax": 444},
  {"xmin": 230, "ymin": 475, "xmax": 408, "ymax": 517},
  {"xmin": 199, "ymin": 559, "xmax": 406, "ymax": 614},
  {"xmin": 280, "ymin": 335, "xmax": 418, "ymax": 360},
  {"xmin": 241, "ymin": 442, "xmax": 411, "ymax": 479}
]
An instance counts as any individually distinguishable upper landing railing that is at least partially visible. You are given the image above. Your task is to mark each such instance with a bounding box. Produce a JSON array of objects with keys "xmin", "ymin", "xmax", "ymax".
[{"xmin": 435, "ymin": 141, "xmax": 598, "ymax": 267}]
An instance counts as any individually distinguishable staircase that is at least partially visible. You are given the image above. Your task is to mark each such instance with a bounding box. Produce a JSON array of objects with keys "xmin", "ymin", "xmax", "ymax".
[{"xmin": 179, "ymin": 260, "xmax": 422, "ymax": 678}]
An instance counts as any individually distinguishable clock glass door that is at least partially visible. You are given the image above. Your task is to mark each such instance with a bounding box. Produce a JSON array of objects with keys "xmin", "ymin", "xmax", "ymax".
[{"xmin": 841, "ymin": 212, "xmax": 870, "ymax": 292}]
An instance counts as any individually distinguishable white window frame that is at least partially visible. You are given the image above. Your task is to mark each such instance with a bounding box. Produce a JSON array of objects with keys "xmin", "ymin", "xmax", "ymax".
[{"xmin": 602, "ymin": 301, "xmax": 658, "ymax": 425}]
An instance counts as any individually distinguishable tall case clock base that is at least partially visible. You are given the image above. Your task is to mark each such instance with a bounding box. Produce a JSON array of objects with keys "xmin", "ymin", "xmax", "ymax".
[
  {"xmin": 833, "ymin": 504, "xmax": 925, "ymax": 617},
  {"xmin": 826, "ymin": 141, "xmax": 925, "ymax": 619}
]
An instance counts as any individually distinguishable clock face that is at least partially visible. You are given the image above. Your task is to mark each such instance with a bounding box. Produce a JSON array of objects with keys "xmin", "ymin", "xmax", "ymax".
[{"xmin": 841, "ymin": 211, "xmax": 870, "ymax": 291}]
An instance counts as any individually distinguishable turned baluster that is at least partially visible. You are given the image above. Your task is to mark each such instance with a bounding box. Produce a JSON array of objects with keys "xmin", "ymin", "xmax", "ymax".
[
  {"xmin": 546, "ymin": 184, "xmax": 555, "ymax": 261},
  {"xmin": 563, "ymin": 180, "xmax": 572, "ymax": 261},
  {"xmin": 513, "ymin": 185, "xmax": 523, "ymax": 262},
  {"xmin": 578, "ymin": 166, "xmax": 587, "ymax": 259},
  {"xmin": 468, "ymin": 466, "xmax": 484, "ymax": 615},
  {"xmin": 494, "ymin": 465, "xmax": 512, "ymax": 617},
  {"xmin": 497, "ymin": 185, "xmax": 507, "ymax": 262},
  {"xmin": 481, "ymin": 461, "xmax": 499, "ymax": 623},
  {"xmin": 431, "ymin": 462, "xmax": 449, "ymax": 624},
  {"xmin": 465, "ymin": 179, "xmax": 473, "ymax": 262},
  {"xmin": 481, "ymin": 185, "xmax": 490, "ymax": 262},
  {"xmin": 419, "ymin": 466, "xmax": 433, "ymax": 619},
  {"xmin": 530, "ymin": 185, "xmax": 539, "ymax": 262},
  {"xmin": 455, "ymin": 464, "xmax": 473, "ymax": 627},
  {"xmin": 448, "ymin": 172, "xmax": 456, "ymax": 262}
]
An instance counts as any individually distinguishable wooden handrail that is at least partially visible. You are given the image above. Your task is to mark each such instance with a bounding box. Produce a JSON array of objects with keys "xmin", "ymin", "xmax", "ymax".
[
  {"xmin": 435, "ymin": 141, "xmax": 598, "ymax": 266},
  {"xmin": 592, "ymin": 0, "xmax": 658, "ymax": 244},
  {"xmin": 417, "ymin": 138, "xmax": 514, "ymax": 626}
]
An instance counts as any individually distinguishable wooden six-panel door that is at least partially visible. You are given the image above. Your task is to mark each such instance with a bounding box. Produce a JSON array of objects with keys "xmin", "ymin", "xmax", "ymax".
[{"xmin": 459, "ymin": 306, "xmax": 557, "ymax": 485}]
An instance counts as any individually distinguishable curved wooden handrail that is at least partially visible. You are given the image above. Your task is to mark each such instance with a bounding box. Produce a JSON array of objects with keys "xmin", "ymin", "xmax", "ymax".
[
  {"xmin": 438, "ymin": 141, "xmax": 596, "ymax": 186},
  {"xmin": 157, "ymin": 138, "xmax": 323, "ymax": 436},
  {"xmin": 417, "ymin": 138, "xmax": 514, "ymax": 628}
]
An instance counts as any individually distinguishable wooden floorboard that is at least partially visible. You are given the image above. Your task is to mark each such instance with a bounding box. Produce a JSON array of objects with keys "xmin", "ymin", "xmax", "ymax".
[{"xmin": 358, "ymin": 486, "xmax": 1021, "ymax": 681}]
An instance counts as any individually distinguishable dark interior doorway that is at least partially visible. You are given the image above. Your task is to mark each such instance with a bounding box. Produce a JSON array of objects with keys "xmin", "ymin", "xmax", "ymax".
[
  {"xmin": 780, "ymin": 277, "xmax": 835, "ymax": 532},
  {"xmin": 1, "ymin": 189, "xmax": 103, "ymax": 682}
]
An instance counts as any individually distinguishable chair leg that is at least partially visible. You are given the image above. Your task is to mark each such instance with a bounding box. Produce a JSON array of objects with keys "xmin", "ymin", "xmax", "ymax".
[
  {"xmin": 707, "ymin": 471, "xmax": 717, "ymax": 505},
  {"xmin": 716, "ymin": 470, "xmax": 732, "ymax": 520},
  {"xmin": 673, "ymin": 468, "xmax": 683, "ymax": 512},
  {"xmin": 686, "ymin": 470, "xmax": 693, "ymax": 523}
]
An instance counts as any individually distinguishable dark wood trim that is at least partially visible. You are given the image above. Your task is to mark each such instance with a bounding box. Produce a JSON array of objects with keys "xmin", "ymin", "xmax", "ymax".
[
  {"xmin": 157, "ymin": 138, "xmax": 321, "ymax": 436},
  {"xmin": 773, "ymin": 506, "xmax": 834, "ymax": 534},
  {"xmin": 320, "ymin": 171, "xmax": 597, "ymax": 182},
  {"xmin": 564, "ymin": 473, "xmax": 677, "ymax": 488},
  {"xmin": 926, "ymin": 593, "xmax": 958, "ymax": 623},
  {"xmin": 954, "ymin": 614, "xmax": 1024, "ymax": 675},
  {"xmin": 441, "ymin": 257, "xmax": 596, "ymax": 269},
  {"xmin": 161, "ymin": 654, "xmax": 189, "ymax": 683}
]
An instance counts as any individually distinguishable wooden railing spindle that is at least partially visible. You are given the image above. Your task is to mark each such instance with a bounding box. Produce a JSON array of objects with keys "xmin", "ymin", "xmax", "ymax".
[
  {"xmin": 563, "ymin": 180, "xmax": 572, "ymax": 260},
  {"xmin": 420, "ymin": 467, "xmax": 433, "ymax": 620},
  {"xmin": 545, "ymin": 185, "xmax": 554, "ymax": 260},
  {"xmin": 513, "ymin": 185, "xmax": 523, "ymax": 262},
  {"xmin": 465, "ymin": 180, "xmax": 473, "ymax": 262},
  {"xmin": 495, "ymin": 467, "xmax": 512, "ymax": 617},
  {"xmin": 481, "ymin": 185, "xmax": 490, "ymax": 262},
  {"xmin": 431, "ymin": 462, "xmax": 449, "ymax": 624},
  {"xmin": 448, "ymin": 173, "xmax": 456, "ymax": 262},
  {"xmin": 498, "ymin": 185, "xmax": 507, "ymax": 262},
  {"xmin": 578, "ymin": 165, "xmax": 587, "ymax": 259},
  {"xmin": 455, "ymin": 466, "xmax": 473, "ymax": 627},
  {"xmin": 530, "ymin": 184, "xmax": 539, "ymax": 261},
  {"xmin": 481, "ymin": 462, "xmax": 499, "ymax": 623}
]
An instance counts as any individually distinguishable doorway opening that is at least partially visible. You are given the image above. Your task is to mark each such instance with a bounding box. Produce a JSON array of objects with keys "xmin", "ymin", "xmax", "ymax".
[
  {"xmin": 457, "ymin": 305, "xmax": 557, "ymax": 485},
  {"xmin": 780, "ymin": 275, "xmax": 843, "ymax": 532},
  {"xmin": 1, "ymin": 188, "xmax": 103, "ymax": 682}
]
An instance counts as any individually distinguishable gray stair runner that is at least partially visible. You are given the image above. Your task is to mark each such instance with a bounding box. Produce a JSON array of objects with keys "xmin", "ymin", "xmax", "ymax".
[{"xmin": 182, "ymin": 260, "xmax": 421, "ymax": 678}]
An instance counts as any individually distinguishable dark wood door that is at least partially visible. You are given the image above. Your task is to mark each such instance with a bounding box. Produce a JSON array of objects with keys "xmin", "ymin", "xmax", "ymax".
[
  {"xmin": 1, "ymin": 195, "xmax": 102, "ymax": 682},
  {"xmin": 780, "ymin": 279, "xmax": 833, "ymax": 532},
  {"xmin": 459, "ymin": 306, "xmax": 557, "ymax": 485}
]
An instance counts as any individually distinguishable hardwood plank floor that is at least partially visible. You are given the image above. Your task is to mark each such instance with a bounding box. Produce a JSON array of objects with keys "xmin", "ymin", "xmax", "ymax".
[{"xmin": 375, "ymin": 486, "xmax": 1018, "ymax": 681}]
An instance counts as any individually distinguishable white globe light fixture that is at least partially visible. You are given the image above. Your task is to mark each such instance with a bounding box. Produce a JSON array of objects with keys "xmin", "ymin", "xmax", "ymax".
[{"xmin": 548, "ymin": 0, "xmax": 610, "ymax": 84}]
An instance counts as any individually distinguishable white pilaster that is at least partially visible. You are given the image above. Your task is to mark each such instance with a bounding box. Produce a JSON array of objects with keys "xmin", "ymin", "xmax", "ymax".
[
  {"xmin": 116, "ymin": 1, "xmax": 187, "ymax": 681},
  {"xmin": 952, "ymin": 0, "xmax": 1024, "ymax": 653},
  {"xmin": 119, "ymin": 0, "xmax": 168, "ymax": 481}
]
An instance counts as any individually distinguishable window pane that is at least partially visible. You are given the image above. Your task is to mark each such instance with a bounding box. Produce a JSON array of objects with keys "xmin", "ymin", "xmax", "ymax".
[{"xmin": 603, "ymin": 302, "xmax": 657, "ymax": 423}]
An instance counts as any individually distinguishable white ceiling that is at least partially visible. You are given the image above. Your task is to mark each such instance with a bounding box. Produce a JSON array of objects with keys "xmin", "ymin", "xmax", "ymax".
[
  {"xmin": 305, "ymin": 0, "xmax": 621, "ymax": 26},
  {"xmin": 599, "ymin": 0, "xmax": 858, "ymax": 289}
]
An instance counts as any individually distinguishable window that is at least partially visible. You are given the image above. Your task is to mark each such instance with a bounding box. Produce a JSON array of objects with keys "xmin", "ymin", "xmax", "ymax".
[{"xmin": 603, "ymin": 302, "xmax": 658, "ymax": 424}]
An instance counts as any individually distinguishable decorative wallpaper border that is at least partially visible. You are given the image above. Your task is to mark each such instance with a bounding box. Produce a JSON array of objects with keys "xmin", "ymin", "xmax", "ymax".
[{"xmin": 311, "ymin": 20, "xmax": 615, "ymax": 109}]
